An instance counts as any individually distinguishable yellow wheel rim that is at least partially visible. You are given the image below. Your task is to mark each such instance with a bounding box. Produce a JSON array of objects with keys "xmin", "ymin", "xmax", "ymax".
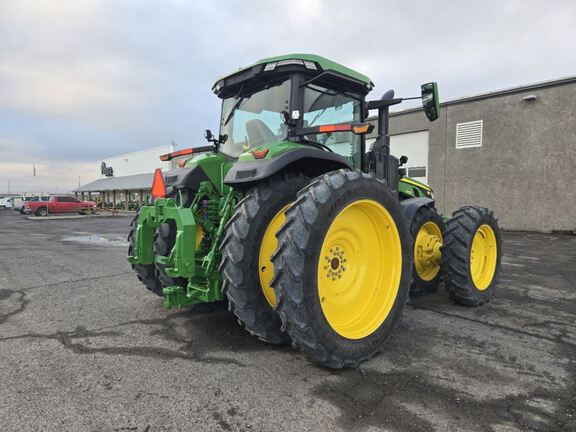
[
  {"xmin": 414, "ymin": 221, "xmax": 443, "ymax": 281},
  {"xmin": 317, "ymin": 199, "xmax": 402, "ymax": 340},
  {"xmin": 470, "ymin": 224, "xmax": 497, "ymax": 290},
  {"xmin": 258, "ymin": 205, "xmax": 290, "ymax": 307}
]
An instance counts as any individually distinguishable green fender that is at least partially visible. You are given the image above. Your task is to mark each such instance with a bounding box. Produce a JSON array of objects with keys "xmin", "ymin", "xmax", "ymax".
[{"xmin": 224, "ymin": 147, "xmax": 351, "ymax": 188}]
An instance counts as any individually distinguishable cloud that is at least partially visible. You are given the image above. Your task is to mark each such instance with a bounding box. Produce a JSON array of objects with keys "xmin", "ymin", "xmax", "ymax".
[{"xmin": 0, "ymin": 0, "xmax": 575, "ymax": 193}]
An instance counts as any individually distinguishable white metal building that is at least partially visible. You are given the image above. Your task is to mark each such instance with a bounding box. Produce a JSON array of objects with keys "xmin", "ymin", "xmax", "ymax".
[{"xmin": 75, "ymin": 144, "xmax": 177, "ymax": 210}]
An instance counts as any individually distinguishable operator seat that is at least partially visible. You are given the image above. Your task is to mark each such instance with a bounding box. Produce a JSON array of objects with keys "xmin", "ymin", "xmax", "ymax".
[{"xmin": 245, "ymin": 119, "xmax": 278, "ymax": 148}]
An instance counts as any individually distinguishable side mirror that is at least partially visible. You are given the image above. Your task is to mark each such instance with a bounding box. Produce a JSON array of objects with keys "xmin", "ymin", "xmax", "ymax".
[
  {"xmin": 204, "ymin": 129, "xmax": 213, "ymax": 140},
  {"xmin": 280, "ymin": 110, "xmax": 290, "ymax": 124},
  {"xmin": 421, "ymin": 82, "xmax": 440, "ymax": 121},
  {"xmin": 399, "ymin": 155, "xmax": 408, "ymax": 166}
]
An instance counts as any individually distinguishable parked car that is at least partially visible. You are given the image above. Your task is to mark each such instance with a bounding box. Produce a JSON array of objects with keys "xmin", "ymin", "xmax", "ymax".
[
  {"xmin": 0, "ymin": 196, "xmax": 16, "ymax": 209},
  {"xmin": 11, "ymin": 196, "xmax": 25, "ymax": 210},
  {"xmin": 17, "ymin": 196, "xmax": 49, "ymax": 214},
  {"xmin": 24, "ymin": 195, "xmax": 96, "ymax": 216}
]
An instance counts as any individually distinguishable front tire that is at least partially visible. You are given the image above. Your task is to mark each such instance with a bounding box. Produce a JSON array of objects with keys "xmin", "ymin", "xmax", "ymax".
[
  {"xmin": 442, "ymin": 206, "xmax": 502, "ymax": 306},
  {"xmin": 272, "ymin": 170, "xmax": 412, "ymax": 368},
  {"xmin": 220, "ymin": 174, "xmax": 309, "ymax": 345},
  {"xmin": 409, "ymin": 206, "xmax": 446, "ymax": 296},
  {"xmin": 36, "ymin": 207, "xmax": 48, "ymax": 217}
]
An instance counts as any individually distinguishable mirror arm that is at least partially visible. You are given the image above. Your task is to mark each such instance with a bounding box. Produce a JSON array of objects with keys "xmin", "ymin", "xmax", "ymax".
[{"xmin": 366, "ymin": 97, "xmax": 403, "ymax": 110}]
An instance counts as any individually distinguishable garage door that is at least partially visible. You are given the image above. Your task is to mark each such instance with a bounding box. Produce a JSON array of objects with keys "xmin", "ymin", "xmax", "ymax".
[{"xmin": 390, "ymin": 131, "xmax": 429, "ymax": 183}]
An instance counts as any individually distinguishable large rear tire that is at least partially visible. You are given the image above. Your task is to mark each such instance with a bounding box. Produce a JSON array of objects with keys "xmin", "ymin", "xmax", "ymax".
[
  {"xmin": 220, "ymin": 174, "xmax": 309, "ymax": 345},
  {"xmin": 409, "ymin": 206, "xmax": 446, "ymax": 296},
  {"xmin": 128, "ymin": 211, "xmax": 163, "ymax": 296},
  {"xmin": 272, "ymin": 170, "xmax": 412, "ymax": 368},
  {"xmin": 442, "ymin": 206, "xmax": 502, "ymax": 306}
]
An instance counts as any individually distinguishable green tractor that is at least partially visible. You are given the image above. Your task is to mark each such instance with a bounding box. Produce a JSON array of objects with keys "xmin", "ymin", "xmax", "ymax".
[{"xmin": 128, "ymin": 54, "xmax": 502, "ymax": 368}]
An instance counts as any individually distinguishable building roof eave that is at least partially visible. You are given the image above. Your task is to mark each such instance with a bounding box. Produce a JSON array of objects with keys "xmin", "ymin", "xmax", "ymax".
[{"xmin": 74, "ymin": 173, "xmax": 154, "ymax": 193}]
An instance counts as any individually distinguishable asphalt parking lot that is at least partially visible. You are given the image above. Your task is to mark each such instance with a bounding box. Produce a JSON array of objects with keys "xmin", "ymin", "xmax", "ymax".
[{"xmin": 0, "ymin": 209, "xmax": 574, "ymax": 432}]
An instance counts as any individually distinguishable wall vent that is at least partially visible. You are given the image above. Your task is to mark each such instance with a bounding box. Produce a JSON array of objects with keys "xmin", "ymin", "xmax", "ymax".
[{"xmin": 456, "ymin": 120, "xmax": 483, "ymax": 149}]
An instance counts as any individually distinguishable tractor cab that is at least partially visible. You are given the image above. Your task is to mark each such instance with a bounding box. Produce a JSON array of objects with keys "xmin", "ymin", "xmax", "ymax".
[{"xmin": 212, "ymin": 54, "xmax": 374, "ymax": 169}]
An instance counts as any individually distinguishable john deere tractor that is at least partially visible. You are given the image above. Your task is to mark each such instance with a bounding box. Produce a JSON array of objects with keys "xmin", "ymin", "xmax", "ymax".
[{"xmin": 128, "ymin": 54, "xmax": 502, "ymax": 368}]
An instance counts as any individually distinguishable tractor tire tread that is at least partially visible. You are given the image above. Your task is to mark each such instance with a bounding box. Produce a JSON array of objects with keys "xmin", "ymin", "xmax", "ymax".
[
  {"xmin": 409, "ymin": 205, "xmax": 446, "ymax": 296},
  {"xmin": 442, "ymin": 206, "xmax": 502, "ymax": 306},
  {"xmin": 220, "ymin": 173, "xmax": 309, "ymax": 345},
  {"xmin": 272, "ymin": 169, "xmax": 411, "ymax": 369}
]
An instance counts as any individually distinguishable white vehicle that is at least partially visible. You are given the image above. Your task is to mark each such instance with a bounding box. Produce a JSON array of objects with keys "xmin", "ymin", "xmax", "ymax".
[
  {"xmin": 0, "ymin": 196, "xmax": 16, "ymax": 209},
  {"xmin": 11, "ymin": 196, "xmax": 25, "ymax": 211}
]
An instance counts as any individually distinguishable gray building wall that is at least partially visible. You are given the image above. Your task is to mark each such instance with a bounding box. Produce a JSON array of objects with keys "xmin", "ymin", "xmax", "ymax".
[{"xmin": 370, "ymin": 78, "xmax": 576, "ymax": 232}]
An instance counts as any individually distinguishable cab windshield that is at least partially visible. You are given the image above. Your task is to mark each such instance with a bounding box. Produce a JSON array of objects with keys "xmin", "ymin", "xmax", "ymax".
[{"xmin": 219, "ymin": 80, "xmax": 290, "ymax": 158}]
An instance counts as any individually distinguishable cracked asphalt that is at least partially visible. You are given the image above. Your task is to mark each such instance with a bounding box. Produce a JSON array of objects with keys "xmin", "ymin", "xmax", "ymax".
[{"xmin": 0, "ymin": 209, "xmax": 575, "ymax": 432}]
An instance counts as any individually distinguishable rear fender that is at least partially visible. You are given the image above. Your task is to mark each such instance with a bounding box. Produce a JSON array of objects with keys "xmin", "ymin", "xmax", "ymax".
[
  {"xmin": 400, "ymin": 197, "xmax": 435, "ymax": 229},
  {"xmin": 224, "ymin": 148, "xmax": 351, "ymax": 189},
  {"xmin": 162, "ymin": 166, "xmax": 210, "ymax": 198}
]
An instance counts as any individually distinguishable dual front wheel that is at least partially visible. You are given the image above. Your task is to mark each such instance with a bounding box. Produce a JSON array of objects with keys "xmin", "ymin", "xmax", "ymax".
[{"xmin": 409, "ymin": 205, "xmax": 501, "ymax": 305}]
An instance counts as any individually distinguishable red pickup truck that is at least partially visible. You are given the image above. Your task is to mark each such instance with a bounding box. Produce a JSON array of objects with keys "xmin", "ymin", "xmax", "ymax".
[{"xmin": 25, "ymin": 195, "xmax": 96, "ymax": 216}]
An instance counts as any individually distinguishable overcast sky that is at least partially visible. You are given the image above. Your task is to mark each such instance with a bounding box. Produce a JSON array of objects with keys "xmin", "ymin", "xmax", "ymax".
[{"xmin": 1, "ymin": 0, "xmax": 575, "ymax": 193}]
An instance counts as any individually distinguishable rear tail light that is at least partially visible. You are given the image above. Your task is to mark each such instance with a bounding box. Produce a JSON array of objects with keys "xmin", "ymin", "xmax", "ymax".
[
  {"xmin": 151, "ymin": 168, "xmax": 166, "ymax": 200},
  {"xmin": 251, "ymin": 148, "xmax": 269, "ymax": 159},
  {"xmin": 159, "ymin": 148, "xmax": 194, "ymax": 161}
]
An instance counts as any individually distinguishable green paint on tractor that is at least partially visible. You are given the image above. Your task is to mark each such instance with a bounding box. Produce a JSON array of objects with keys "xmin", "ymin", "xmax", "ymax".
[{"xmin": 216, "ymin": 53, "xmax": 373, "ymax": 88}]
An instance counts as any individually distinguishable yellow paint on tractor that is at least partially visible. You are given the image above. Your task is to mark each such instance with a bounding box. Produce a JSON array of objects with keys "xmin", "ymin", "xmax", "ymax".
[
  {"xmin": 195, "ymin": 223, "xmax": 204, "ymax": 250},
  {"xmin": 414, "ymin": 221, "xmax": 443, "ymax": 281},
  {"xmin": 258, "ymin": 205, "xmax": 290, "ymax": 306},
  {"xmin": 470, "ymin": 224, "xmax": 498, "ymax": 290},
  {"xmin": 317, "ymin": 199, "xmax": 402, "ymax": 340}
]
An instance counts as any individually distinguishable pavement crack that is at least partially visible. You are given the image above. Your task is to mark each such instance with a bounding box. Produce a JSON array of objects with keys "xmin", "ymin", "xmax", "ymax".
[
  {"xmin": 0, "ymin": 289, "xmax": 30, "ymax": 324},
  {"xmin": 16, "ymin": 272, "xmax": 134, "ymax": 293},
  {"xmin": 0, "ymin": 325, "xmax": 246, "ymax": 367}
]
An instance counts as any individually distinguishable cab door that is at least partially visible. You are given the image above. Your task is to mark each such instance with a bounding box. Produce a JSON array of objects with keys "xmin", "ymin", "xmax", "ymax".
[{"xmin": 301, "ymin": 84, "xmax": 364, "ymax": 169}]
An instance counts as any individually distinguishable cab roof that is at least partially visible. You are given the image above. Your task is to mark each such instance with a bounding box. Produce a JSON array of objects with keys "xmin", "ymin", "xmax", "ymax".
[{"xmin": 213, "ymin": 53, "xmax": 374, "ymax": 98}]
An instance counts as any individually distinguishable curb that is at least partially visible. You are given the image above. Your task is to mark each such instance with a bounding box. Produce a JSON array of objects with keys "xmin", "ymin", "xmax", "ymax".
[{"xmin": 26, "ymin": 213, "xmax": 133, "ymax": 221}]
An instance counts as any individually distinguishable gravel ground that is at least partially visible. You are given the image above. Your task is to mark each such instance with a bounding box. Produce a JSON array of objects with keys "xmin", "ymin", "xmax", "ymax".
[{"xmin": 0, "ymin": 209, "xmax": 574, "ymax": 432}]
